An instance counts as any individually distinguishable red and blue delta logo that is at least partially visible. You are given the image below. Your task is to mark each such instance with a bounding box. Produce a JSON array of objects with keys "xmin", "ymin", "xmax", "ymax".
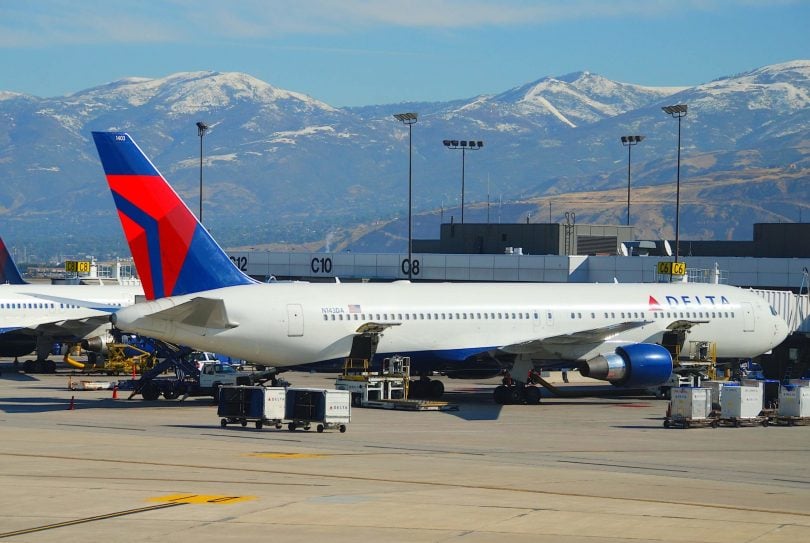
[{"xmin": 649, "ymin": 294, "xmax": 731, "ymax": 310}]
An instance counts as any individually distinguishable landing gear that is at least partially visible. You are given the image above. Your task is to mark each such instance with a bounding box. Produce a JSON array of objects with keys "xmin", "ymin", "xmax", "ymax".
[{"xmin": 493, "ymin": 384, "xmax": 542, "ymax": 405}]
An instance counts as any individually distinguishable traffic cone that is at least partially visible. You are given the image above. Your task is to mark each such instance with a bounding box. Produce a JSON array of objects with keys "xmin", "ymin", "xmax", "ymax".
[
  {"xmin": 112, "ymin": 384, "xmax": 118, "ymax": 400},
  {"xmin": 68, "ymin": 396, "xmax": 75, "ymax": 410}
]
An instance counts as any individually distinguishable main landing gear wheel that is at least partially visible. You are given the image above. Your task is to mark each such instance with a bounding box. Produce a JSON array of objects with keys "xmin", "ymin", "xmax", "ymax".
[
  {"xmin": 524, "ymin": 386, "xmax": 541, "ymax": 405},
  {"xmin": 493, "ymin": 385, "xmax": 509, "ymax": 404}
]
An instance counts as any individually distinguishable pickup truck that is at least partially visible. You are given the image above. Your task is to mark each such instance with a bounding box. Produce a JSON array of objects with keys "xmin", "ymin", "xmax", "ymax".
[{"xmin": 198, "ymin": 362, "xmax": 253, "ymax": 397}]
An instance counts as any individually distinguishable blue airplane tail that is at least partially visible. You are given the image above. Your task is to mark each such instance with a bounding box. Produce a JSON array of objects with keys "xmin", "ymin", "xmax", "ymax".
[
  {"xmin": 92, "ymin": 132, "xmax": 254, "ymax": 300},
  {"xmin": 0, "ymin": 237, "xmax": 27, "ymax": 285}
]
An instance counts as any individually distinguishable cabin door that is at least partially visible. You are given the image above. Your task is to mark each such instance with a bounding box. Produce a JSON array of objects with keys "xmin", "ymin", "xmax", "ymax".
[
  {"xmin": 741, "ymin": 302, "xmax": 755, "ymax": 332},
  {"xmin": 287, "ymin": 304, "xmax": 304, "ymax": 337}
]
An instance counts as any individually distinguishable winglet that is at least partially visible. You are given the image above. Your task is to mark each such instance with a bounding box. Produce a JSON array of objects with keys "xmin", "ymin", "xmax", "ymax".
[
  {"xmin": 92, "ymin": 132, "xmax": 254, "ymax": 300},
  {"xmin": 0, "ymin": 237, "xmax": 27, "ymax": 285}
]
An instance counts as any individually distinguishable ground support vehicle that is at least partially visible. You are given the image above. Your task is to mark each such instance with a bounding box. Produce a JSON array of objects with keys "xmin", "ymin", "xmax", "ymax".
[
  {"xmin": 118, "ymin": 341, "xmax": 274, "ymax": 401},
  {"xmin": 335, "ymin": 356, "xmax": 407, "ymax": 406},
  {"xmin": 335, "ymin": 355, "xmax": 456, "ymax": 410},
  {"xmin": 218, "ymin": 386, "xmax": 286, "ymax": 429},
  {"xmin": 285, "ymin": 388, "xmax": 351, "ymax": 433}
]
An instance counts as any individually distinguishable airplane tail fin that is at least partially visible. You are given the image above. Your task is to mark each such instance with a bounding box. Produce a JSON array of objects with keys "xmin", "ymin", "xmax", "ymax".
[
  {"xmin": 0, "ymin": 237, "xmax": 27, "ymax": 285},
  {"xmin": 92, "ymin": 132, "xmax": 254, "ymax": 300}
]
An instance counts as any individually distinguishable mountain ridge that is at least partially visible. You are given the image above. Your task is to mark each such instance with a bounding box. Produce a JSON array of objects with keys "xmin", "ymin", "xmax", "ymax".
[{"xmin": 0, "ymin": 61, "xmax": 808, "ymax": 262}]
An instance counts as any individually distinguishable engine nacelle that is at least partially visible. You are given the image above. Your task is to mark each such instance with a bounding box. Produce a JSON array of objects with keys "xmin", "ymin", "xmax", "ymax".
[
  {"xmin": 81, "ymin": 335, "xmax": 110, "ymax": 355},
  {"xmin": 578, "ymin": 343, "xmax": 672, "ymax": 388}
]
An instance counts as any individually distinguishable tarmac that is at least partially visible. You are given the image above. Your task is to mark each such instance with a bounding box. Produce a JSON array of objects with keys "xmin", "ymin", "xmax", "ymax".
[{"xmin": 1, "ymin": 363, "xmax": 809, "ymax": 542}]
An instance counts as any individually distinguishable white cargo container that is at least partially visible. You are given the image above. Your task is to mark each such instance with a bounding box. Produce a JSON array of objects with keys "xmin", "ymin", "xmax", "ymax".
[
  {"xmin": 218, "ymin": 386, "xmax": 287, "ymax": 429},
  {"xmin": 701, "ymin": 381, "xmax": 738, "ymax": 408},
  {"xmin": 778, "ymin": 386, "xmax": 810, "ymax": 418},
  {"xmin": 671, "ymin": 387, "xmax": 712, "ymax": 420},
  {"xmin": 721, "ymin": 385, "xmax": 763, "ymax": 419}
]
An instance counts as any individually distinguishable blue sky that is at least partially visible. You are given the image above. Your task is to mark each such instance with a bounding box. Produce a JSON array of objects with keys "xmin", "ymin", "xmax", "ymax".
[{"xmin": 1, "ymin": 1, "xmax": 807, "ymax": 106}]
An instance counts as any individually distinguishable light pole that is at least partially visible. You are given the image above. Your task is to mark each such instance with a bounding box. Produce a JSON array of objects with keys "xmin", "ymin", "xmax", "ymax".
[
  {"xmin": 196, "ymin": 121, "xmax": 209, "ymax": 225},
  {"xmin": 393, "ymin": 113, "xmax": 417, "ymax": 279},
  {"xmin": 661, "ymin": 104, "xmax": 687, "ymax": 272},
  {"xmin": 620, "ymin": 135, "xmax": 644, "ymax": 226},
  {"xmin": 443, "ymin": 139, "xmax": 484, "ymax": 223}
]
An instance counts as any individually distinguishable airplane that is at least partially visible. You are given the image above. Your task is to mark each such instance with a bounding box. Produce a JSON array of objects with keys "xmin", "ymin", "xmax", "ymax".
[
  {"xmin": 0, "ymin": 237, "xmax": 26, "ymax": 285},
  {"xmin": 92, "ymin": 131, "xmax": 790, "ymax": 402},
  {"xmin": 0, "ymin": 236, "xmax": 143, "ymax": 372}
]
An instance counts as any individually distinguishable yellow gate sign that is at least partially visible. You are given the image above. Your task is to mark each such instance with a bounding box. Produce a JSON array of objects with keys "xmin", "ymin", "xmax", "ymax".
[
  {"xmin": 65, "ymin": 260, "xmax": 91, "ymax": 273},
  {"xmin": 657, "ymin": 261, "xmax": 686, "ymax": 276}
]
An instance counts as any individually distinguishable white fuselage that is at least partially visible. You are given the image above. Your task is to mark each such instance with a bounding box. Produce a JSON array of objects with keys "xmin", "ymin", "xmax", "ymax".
[{"xmin": 114, "ymin": 281, "xmax": 789, "ymax": 369}]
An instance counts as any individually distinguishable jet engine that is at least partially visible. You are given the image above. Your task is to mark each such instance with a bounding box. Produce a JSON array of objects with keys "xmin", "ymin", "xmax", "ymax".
[
  {"xmin": 579, "ymin": 343, "xmax": 672, "ymax": 388},
  {"xmin": 81, "ymin": 335, "xmax": 111, "ymax": 355}
]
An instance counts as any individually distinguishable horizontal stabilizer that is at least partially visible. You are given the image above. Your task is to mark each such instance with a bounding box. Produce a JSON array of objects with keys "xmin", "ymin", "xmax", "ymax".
[{"xmin": 143, "ymin": 297, "xmax": 238, "ymax": 330}]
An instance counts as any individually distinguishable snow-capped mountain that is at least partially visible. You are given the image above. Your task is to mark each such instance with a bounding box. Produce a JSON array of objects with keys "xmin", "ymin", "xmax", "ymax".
[
  {"xmin": 453, "ymin": 71, "xmax": 685, "ymax": 129},
  {"xmin": 0, "ymin": 62, "xmax": 808, "ymax": 261}
]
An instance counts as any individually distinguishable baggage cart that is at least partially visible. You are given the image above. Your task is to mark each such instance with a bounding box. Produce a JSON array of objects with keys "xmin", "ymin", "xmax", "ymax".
[
  {"xmin": 218, "ymin": 386, "xmax": 286, "ymax": 429},
  {"xmin": 285, "ymin": 388, "xmax": 351, "ymax": 433},
  {"xmin": 775, "ymin": 385, "xmax": 810, "ymax": 426},
  {"xmin": 663, "ymin": 387, "xmax": 717, "ymax": 428},
  {"xmin": 717, "ymin": 385, "xmax": 769, "ymax": 427}
]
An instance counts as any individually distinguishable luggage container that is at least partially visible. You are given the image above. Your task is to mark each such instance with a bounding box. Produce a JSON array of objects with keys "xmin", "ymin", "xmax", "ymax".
[
  {"xmin": 284, "ymin": 388, "xmax": 351, "ymax": 433},
  {"xmin": 664, "ymin": 387, "xmax": 714, "ymax": 428},
  {"xmin": 701, "ymin": 381, "xmax": 738, "ymax": 410},
  {"xmin": 218, "ymin": 386, "xmax": 286, "ymax": 429},
  {"xmin": 776, "ymin": 385, "xmax": 810, "ymax": 425},
  {"xmin": 719, "ymin": 385, "xmax": 767, "ymax": 426}
]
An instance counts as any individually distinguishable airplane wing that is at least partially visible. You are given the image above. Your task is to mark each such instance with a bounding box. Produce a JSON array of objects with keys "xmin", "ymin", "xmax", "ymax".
[
  {"xmin": 666, "ymin": 319, "xmax": 709, "ymax": 330},
  {"xmin": 500, "ymin": 320, "xmax": 653, "ymax": 355},
  {"xmin": 0, "ymin": 315, "xmax": 112, "ymax": 341},
  {"xmin": 139, "ymin": 297, "xmax": 239, "ymax": 329},
  {"xmin": 354, "ymin": 322, "xmax": 401, "ymax": 334}
]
